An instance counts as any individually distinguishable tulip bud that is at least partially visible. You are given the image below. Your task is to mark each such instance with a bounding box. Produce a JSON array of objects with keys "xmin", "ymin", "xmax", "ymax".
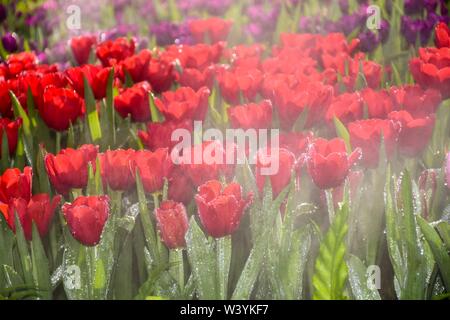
[
  {"xmin": 155, "ymin": 200, "xmax": 189, "ymax": 249},
  {"xmin": 195, "ymin": 180, "xmax": 253, "ymax": 238},
  {"xmin": 0, "ymin": 166, "xmax": 32, "ymax": 204},
  {"xmin": 45, "ymin": 144, "xmax": 98, "ymax": 195},
  {"xmin": 62, "ymin": 195, "xmax": 110, "ymax": 246},
  {"xmin": 307, "ymin": 138, "xmax": 361, "ymax": 190}
]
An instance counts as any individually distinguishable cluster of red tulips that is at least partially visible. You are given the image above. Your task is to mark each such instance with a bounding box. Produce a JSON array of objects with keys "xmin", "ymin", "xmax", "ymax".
[{"xmin": 0, "ymin": 15, "xmax": 450, "ymax": 300}]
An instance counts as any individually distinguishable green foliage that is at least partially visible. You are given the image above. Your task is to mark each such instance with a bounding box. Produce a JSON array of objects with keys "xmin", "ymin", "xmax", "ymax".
[{"xmin": 312, "ymin": 199, "xmax": 349, "ymax": 300}]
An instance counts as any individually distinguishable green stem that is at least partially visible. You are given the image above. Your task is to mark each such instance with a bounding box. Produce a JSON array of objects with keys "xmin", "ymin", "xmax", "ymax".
[
  {"xmin": 216, "ymin": 236, "xmax": 232, "ymax": 300},
  {"xmin": 325, "ymin": 189, "xmax": 335, "ymax": 224},
  {"xmin": 56, "ymin": 131, "xmax": 61, "ymax": 154}
]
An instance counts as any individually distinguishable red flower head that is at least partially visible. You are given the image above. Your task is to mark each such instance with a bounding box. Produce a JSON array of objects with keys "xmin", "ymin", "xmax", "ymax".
[
  {"xmin": 172, "ymin": 42, "xmax": 224, "ymax": 70},
  {"xmin": 62, "ymin": 195, "xmax": 110, "ymax": 246},
  {"xmin": 65, "ymin": 64, "xmax": 110, "ymax": 100},
  {"xmin": 146, "ymin": 56, "xmax": 175, "ymax": 93},
  {"xmin": 178, "ymin": 65, "xmax": 215, "ymax": 91},
  {"xmin": 5, "ymin": 52, "xmax": 37, "ymax": 78},
  {"xmin": 96, "ymin": 37, "xmax": 135, "ymax": 67},
  {"xmin": 0, "ymin": 80, "xmax": 14, "ymax": 117},
  {"xmin": 326, "ymin": 92, "xmax": 364, "ymax": 127},
  {"xmin": 274, "ymin": 81, "xmax": 333, "ymax": 130},
  {"xmin": 0, "ymin": 166, "xmax": 32, "ymax": 204},
  {"xmin": 45, "ymin": 144, "xmax": 98, "ymax": 195},
  {"xmin": 39, "ymin": 87, "xmax": 85, "ymax": 131},
  {"xmin": 435, "ymin": 22, "xmax": 450, "ymax": 48},
  {"xmin": 70, "ymin": 35, "xmax": 97, "ymax": 66},
  {"xmin": 114, "ymin": 81, "xmax": 152, "ymax": 122},
  {"xmin": 139, "ymin": 119, "xmax": 193, "ymax": 151},
  {"xmin": 189, "ymin": 18, "xmax": 232, "ymax": 44},
  {"xmin": 132, "ymin": 148, "xmax": 173, "ymax": 194},
  {"xmin": 255, "ymin": 148, "xmax": 296, "ymax": 198},
  {"xmin": 155, "ymin": 86, "xmax": 210, "ymax": 122},
  {"xmin": 390, "ymin": 85, "xmax": 442, "ymax": 118},
  {"xmin": 278, "ymin": 131, "xmax": 314, "ymax": 157},
  {"xmin": 0, "ymin": 117, "xmax": 22, "ymax": 156},
  {"xmin": 361, "ymin": 88, "xmax": 394, "ymax": 119},
  {"xmin": 6, "ymin": 194, "xmax": 61, "ymax": 240},
  {"xmin": 168, "ymin": 165, "xmax": 195, "ymax": 205},
  {"xmin": 388, "ymin": 110, "xmax": 435, "ymax": 157},
  {"xmin": 217, "ymin": 66, "xmax": 262, "ymax": 105},
  {"xmin": 179, "ymin": 141, "xmax": 232, "ymax": 187},
  {"xmin": 155, "ymin": 200, "xmax": 189, "ymax": 249},
  {"xmin": 228, "ymin": 100, "xmax": 273, "ymax": 130},
  {"xmin": 120, "ymin": 49, "xmax": 152, "ymax": 83},
  {"xmin": 348, "ymin": 119, "xmax": 400, "ymax": 168},
  {"xmin": 410, "ymin": 47, "xmax": 450, "ymax": 98},
  {"xmin": 307, "ymin": 138, "xmax": 360, "ymax": 190},
  {"xmin": 99, "ymin": 149, "xmax": 135, "ymax": 191},
  {"xmin": 195, "ymin": 180, "xmax": 252, "ymax": 238}
]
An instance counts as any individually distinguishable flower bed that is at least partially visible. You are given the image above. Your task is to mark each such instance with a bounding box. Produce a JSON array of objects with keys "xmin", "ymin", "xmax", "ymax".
[{"xmin": 0, "ymin": 0, "xmax": 449, "ymax": 300}]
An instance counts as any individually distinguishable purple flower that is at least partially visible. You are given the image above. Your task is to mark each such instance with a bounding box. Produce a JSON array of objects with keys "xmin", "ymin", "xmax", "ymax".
[
  {"xmin": 401, "ymin": 16, "xmax": 435, "ymax": 45},
  {"xmin": 379, "ymin": 20, "xmax": 390, "ymax": 44},
  {"xmin": 404, "ymin": 0, "xmax": 423, "ymax": 15},
  {"xmin": 358, "ymin": 30, "xmax": 379, "ymax": 52},
  {"xmin": 2, "ymin": 33, "xmax": 19, "ymax": 53},
  {"xmin": 150, "ymin": 21, "xmax": 192, "ymax": 46}
]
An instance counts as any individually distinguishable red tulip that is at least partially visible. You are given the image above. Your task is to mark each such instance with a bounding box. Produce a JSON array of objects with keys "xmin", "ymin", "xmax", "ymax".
[
  {"xmin": 410, "ymin": 47, "xmax": 450, "ymax": 99},
  {"xmin": 170, "ymin": 42, "xmax": 224, "ymax": 70},
  {"xmin": 348, "ymin": 119, "xmax": 400, "ymax": 168},
  {"xmin": 96, "ymin": 37, "xmax": 135, "ymax": 67},
  {"xmin": 255, "ymin": 147, "xmax": 297, "ymax": 198},
  {"xmin": 195, "ymin": 180, "xmax": 252, "ymax": 238},
  {"xmin": 114, "ymin": 81, "xmax": 152, "ymax": 122},
  {"xmin": 178, "ymin": 66, "xmax": 215, "ymax": 91},
  {"xmin": 0, "ymin": 117, "xmax": 22, "ymax": 156},
  {"xmin": 168, "ymin": 165, "xmax": 195, "ymax": 205},
  {"xmin": 228, "ymin": 100, "xmax": 273, "ymax": 130},
  {"xmin": 278, "ymin": 131, "xmax": 314, "ymax": 157},
  {"xmin": 307, "ymin": 138, "xmax": 360, "ymax": 190},
  {"xmin": 70, "ymin": 35, "xmax": 97, "ymax": 66},
  {"xmin": 138, "ymin": 119, "xmax": 193, "ymax": 151},
  {"xmin": 361, "ymin": 88, "xmax": 394, "ymax": 119},
  {"xmin": 39, "ymin": 87, "xmax": 85, "ymax": 131},
  {"xmin": 5, "ymin": 52, "xmax": 37, "ymax": 78},
  {"xmin": 146, "ymin": 56, "xmax": 175, "ymax": 93},
  {"xmin": 132, "ymin": 148, "xmax": 173, "ymax": 194},
  {"xmin": 65, "ymin": 64, "xmax": 110, "ymax": 99},
  {"xmin": 0, "ymin": 166, "xmax": 32, "ymax": 204},
  {"xmin": 99, "ymin": 149, "xmax": 135, "ymax": 191},
  {"xmin": 45, "ymin": 144, "xmax": 98, "ymax": 195},
  {"xmin": 155, "ymin": 200, "xmax": 189, "ymax": 249},
  {"xmin": 390, "ymin": 85, "xmax": 442, "ymax": 118},
  {"xmin": 274, "ymin": 81, "xmax": 333, "ymax": 130},
  {"xmin": 326, "ymin": 92, "xmax": 364, "ymax": 127},
  {"xmin": 120, "ymin": 49, "xmax": 152, "ymax": 83},
  {"xmin": 435, "ymin": 22, "xmax": 450, "ymax": 48},
  {"xmin": 0, "ymin": 80, "xmax": 14, "ymax": 117},
  {"xmin": 6, "ymin": 194, "xmax": 61, "ymax": 240},
  {"xmin": 388, "ymin": 110, "xmax": 435, "ymax": 157},
  {"xmin": 217, "ymin": 66, "xmax": 262, "ymax": 105},
  {"xmin": 180, "ymin": 141, "xmax": 232, "ymax": 187},
  {"xmin": 155, "ymin": 86, "xmax": 210, "ymax": 122},
  {"xmin": 62, "ymin": 195, "xmax": 110, "ymax": 246},
  {"xmin": 189, "ymin": 18, "xmax": 232, "ymax": 44}
]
